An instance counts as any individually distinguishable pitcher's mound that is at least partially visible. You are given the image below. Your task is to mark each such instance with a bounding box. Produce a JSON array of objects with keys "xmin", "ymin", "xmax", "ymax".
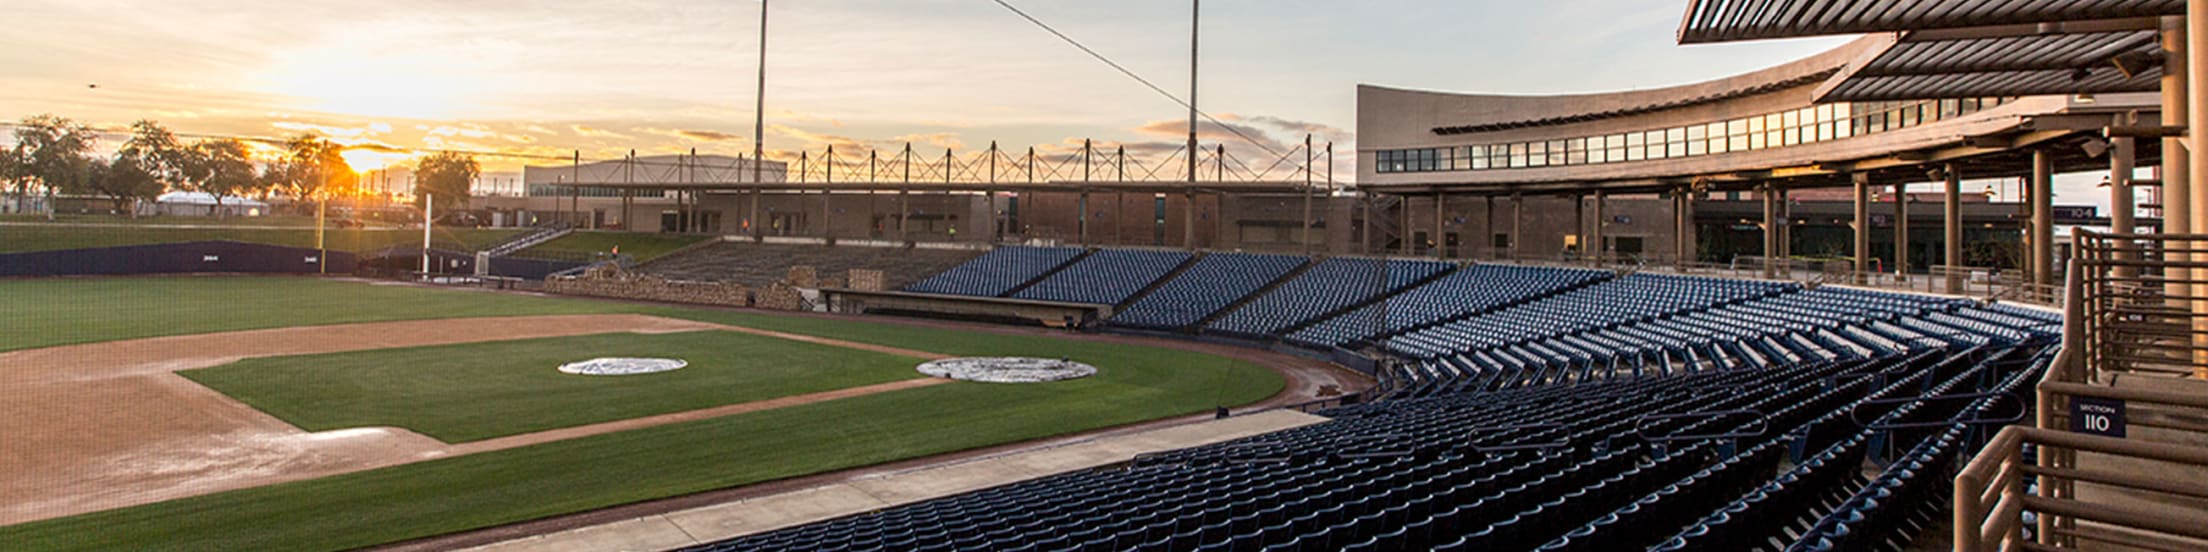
[
  {"xmin": 558, "ymin": 357, "xmax": 688, "ymax": 376},
  {"xmin": 917, "ymin": 357, "xmax": 1097, "ymax": 383}
]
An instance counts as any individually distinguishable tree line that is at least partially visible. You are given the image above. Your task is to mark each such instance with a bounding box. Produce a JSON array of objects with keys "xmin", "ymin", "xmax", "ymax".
[{"xmin": 1, "ymin": 114, "xmax": 477, "ymax": 218}]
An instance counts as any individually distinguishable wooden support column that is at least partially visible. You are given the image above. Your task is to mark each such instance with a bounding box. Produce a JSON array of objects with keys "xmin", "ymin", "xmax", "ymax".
[
  {"xmin": 1762, "ymin": 183, "xmax": 1777, "ymax": 279},
  {"xmin": 1894, "ymin": 180, "xmax": 1910, "ymax": 281},
  {"xmin": 1853, "ymin": 173, "xmax": 1871, "ymax": 284},
  {"xmin": 2032, "ymin": 150, "xmax": 2054, "ymax": 289},
  {"xmin": 2112, "ymin": 134, "xmax": 2136, "ymax": 278},
  {"xmin": 1433, "ymin": 191, "xmax": 1445, "ymax": 258},
  {"xmin": 1592, "ymin": 191, "xmax": 1605, "ymax": 266},
  {"xmin": 1511, "ymin": 193, "xmax": 1523, "ymax": 261},
  {"xmin": 1945, "ymin": 166, "xmax": 1964, "ymax": 293}
]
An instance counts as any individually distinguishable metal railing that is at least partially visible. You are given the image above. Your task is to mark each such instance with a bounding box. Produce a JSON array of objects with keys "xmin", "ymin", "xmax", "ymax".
[
  {"xmin": 1954, "ymin": 238, "xmax": 2208, "ymax": 551},
  {"xmin": 2076, "ymin": 230, "xmax": 2208, "ymax": 380},
  {"xmin": 1954, "ymin": 425, "xmax": 2208, "ymax": 552}
]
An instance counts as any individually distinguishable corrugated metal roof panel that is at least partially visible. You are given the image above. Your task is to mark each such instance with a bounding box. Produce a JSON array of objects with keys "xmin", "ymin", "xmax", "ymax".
[{"xmin": 1678, "ymin": 0, "xmax": 2182, "ymax": 44}]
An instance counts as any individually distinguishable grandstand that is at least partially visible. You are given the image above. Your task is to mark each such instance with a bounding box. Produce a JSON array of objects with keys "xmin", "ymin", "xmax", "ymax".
[
  {"xmin": 675, "ymin": 243, "xmax": 2063, "ymax": 551},
  {"xmin": 1112, "ymin": 252, "xmax": 1309, "ymax": 330},
  {"xmin": 684, "ymin": 243, "xmax": 2049, "ymax": 549},
  {"xmin": 903, "ymin": 246, "xmax": 1088, "ymax": 297},
  {"xmin": 1013, "ymin": 249, "xmax": 1193, "ymax": 305},
  {"xmin": 1203, "ymin": 257, "xmax": 1454, "ymax": 338}
]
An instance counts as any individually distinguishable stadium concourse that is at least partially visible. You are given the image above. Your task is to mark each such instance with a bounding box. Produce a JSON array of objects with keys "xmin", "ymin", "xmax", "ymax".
[{"xmin": 497, "ymin": 244, "xmax": 2058, "ymax": 551}]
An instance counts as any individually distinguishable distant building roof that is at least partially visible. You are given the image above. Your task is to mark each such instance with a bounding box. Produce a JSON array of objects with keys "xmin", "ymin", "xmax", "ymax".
[{"xmin": 155, "ymin": 191, "xmax": 269, "ymax": 207}]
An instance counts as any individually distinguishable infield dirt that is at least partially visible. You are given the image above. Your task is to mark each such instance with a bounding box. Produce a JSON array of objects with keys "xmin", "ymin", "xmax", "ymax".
[{"xmin": 0, "ymin": 313, "xmax": 945, "ymax": 525}]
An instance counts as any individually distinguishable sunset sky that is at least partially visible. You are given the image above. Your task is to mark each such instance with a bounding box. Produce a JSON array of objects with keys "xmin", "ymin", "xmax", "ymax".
[{"xmin": 0, "ymin": 0, "xmax": 1869, "ymax": 174}]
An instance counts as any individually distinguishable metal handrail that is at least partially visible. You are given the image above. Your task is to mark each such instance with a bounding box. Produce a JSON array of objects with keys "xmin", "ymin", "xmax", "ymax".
[{"xmin": 1954, "ymin": 426, "xmax": 2208, "ymax": 552}]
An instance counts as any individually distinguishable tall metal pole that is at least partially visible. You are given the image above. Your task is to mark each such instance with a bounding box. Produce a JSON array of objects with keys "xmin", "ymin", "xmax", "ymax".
[
  {"xmin": 899, "ymin": 143, "xmax": 911, "ymax": 242},
  {"xmin": 421, "ymin": 193, "xmax": 433, "ymax": 276},
  {"xmin": 1303, "ymin": 134, "xmax": 1314, "ymax": 255},
  {"xmin": 572, "ymin": 151, "xmax": 581, "ymax": 227},
  {"xmin": 1185, "ymin": 0, "xmax": 1200, "ymax": 250},
  {"xmin": 753, "ymin": 0, "xmax": 769, "ymax": 240},
  {"xmin": 1117, "ymin": 145, "xmax": 1126, "ymax": 246},
  {"xmin": 1081, "ymin": 139, "xmax": 1092, "ymax": 246},
  {"xmin": 988, "ymin": 141, "xmax": 998, "ymax": 243}
]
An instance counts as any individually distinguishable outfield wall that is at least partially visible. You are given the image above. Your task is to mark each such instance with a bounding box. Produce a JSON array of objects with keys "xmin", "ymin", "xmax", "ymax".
[{"xmin": 0, "ymin": 240, "xmax": 357, "ymax": 277}]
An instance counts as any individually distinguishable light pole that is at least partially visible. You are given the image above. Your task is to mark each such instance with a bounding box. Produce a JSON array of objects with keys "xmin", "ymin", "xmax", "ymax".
[{"xmin": 751, "ymin": 0, "xmax": 769, "ymax": 241}]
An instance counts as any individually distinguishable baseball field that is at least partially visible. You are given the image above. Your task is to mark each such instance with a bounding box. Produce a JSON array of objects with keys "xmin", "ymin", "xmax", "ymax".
[{"xmin": 0, "ymin": 276, "xmax": 1289, "ymax": 551}]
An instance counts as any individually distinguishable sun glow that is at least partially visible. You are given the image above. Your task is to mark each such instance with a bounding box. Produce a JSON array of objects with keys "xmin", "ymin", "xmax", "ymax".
[
  {"xmin": 252, "ymin": 36, "xmax": 488, "ymax": 121},
  {"xmin": 339, "ymin": 149, "xmax": 411, "ymax": 173}
]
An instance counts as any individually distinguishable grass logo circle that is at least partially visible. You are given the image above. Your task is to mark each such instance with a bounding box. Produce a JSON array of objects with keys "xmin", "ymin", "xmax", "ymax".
[
  {"xmin": 557, "ymin": 357, "xmax": 688, "ymax": 376},
  {"xmin": 917, "ymin": 357, "xmax": 1099, "ymax": 383}
]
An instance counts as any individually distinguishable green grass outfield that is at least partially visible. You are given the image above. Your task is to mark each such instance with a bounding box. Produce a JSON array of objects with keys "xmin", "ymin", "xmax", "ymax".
[
  {"xmin": 0, "ymin": 276, "xmax": 1285, "ymax": 551},
  {"xmin": 518, "ymin": 230, "xmax": 712, "ymax": 262},
  {"xmin": 0, "ymin": 277, "xmax": 654, "ymax": 352},
  {"xmin": 0, "ymin": 224, "xmax": 518, "ymax": 254},
  {"xmin": 184, "ymin": 330, "xmax": 932, "ymax": 442}
]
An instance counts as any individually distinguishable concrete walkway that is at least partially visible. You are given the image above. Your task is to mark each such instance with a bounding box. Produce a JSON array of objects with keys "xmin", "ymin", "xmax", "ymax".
[{"xmin": 463, "ymin": 409, "xmax": 1330, "ymax": 552}]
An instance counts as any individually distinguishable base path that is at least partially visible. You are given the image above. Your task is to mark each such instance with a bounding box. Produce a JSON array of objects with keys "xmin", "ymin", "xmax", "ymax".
[{"xmin": 0, "ymin": 314, "xmax": 941, "ymax": 525}]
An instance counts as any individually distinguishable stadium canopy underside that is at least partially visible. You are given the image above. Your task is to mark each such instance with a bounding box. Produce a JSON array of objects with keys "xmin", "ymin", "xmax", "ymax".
[
  {"xmin": 1676, "ymin": 0, "xmax": 2184, "ymax": 45},
  {"xmin": 1370, "ymin": 0, "xmax": 2183, "ymax": 198}
]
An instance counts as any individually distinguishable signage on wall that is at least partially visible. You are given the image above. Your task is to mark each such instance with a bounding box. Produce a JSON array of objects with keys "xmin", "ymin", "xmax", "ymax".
[
  {"xmin": 1612, "ymin": 215, "xmax": 1631, "ymax": 224},
  {"xmin": 2053, "ymin": 206, "xmax": 2098, "ymax": 221},
  {"xmin": 2070, "ymin": 396, "xmax": 2125, "ymax": 438}
]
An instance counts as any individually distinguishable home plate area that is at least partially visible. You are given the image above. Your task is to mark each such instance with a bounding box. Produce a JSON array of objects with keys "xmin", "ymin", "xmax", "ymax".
[{"xmin": 916, "ymin": 357, "xmax": 1097, "ymax": 383}]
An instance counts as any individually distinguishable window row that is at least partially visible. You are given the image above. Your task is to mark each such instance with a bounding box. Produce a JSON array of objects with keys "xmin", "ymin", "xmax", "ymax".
[{"xmin": 1376, "ymin": 98, "xmax": 2008, "ymax": 173}]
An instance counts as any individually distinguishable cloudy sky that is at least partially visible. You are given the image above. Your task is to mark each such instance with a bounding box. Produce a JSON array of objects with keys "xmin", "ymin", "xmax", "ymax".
[{"xmin": 0, "ymin": 0, "xmax": 1869, "ymax": 175}]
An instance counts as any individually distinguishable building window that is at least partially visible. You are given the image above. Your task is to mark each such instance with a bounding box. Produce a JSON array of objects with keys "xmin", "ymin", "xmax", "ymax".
[{"xmin": 1376, "ymin": 98, "xmax": 2007, "ymax": 174}]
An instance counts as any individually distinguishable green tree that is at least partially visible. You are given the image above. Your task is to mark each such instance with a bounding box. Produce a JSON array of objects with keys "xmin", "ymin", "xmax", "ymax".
[
  {"xmin": 11, "ymin": 114, "xmax": 99, "ymax": 217},
  {"xmin": 182, "ymin": 139, "xmax": 260, "ymax": 217},
  {"xmin": 81, "ymin": 156, "xmax": 165, "ymax": 214},
  {"xmin": 272, "ymin": 134, "xmax": 355, "ymax": 200},
  {"xmin": 119, "ymin": 120, "xmax": 188, "ymax": 187},
  {"xmin": 0, "ymin": 146, "xmax": 22, "ymax": 214},
  {"xmin": 412, "ymin": 151, "xmax": 477, "ymax": 210}
]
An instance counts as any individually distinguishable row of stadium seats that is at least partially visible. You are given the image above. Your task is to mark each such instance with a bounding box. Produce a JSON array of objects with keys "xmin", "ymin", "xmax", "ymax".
[
  {"xmin": 1013, "ymin": 249, "xmax": 1193, "ymax": 305},
  {"xmin": 902, "ymin": 246, "xmax": 1086, "ymax": 297},
  {"xmin": 838, "ymin": 245, "xmax": 2065, "ymax": 551},
  {"xmin": 1386, "ymin": 273, "xmax": 1792, "ymax": 360},
  {"xmin": 693, "ymin": 338, "xmax": 2051, "ymax": 552},
  {"xmin": 1285, "ymin": 264, "xmax": 1609, "ymax": 349},
  {"xmin": 1113, "ymin": 252, "xmax": 1308, "ymax": 329},
  {"xmin": 1204, "ymin": 258, "xmax": 1455, "ymax": 338}
]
